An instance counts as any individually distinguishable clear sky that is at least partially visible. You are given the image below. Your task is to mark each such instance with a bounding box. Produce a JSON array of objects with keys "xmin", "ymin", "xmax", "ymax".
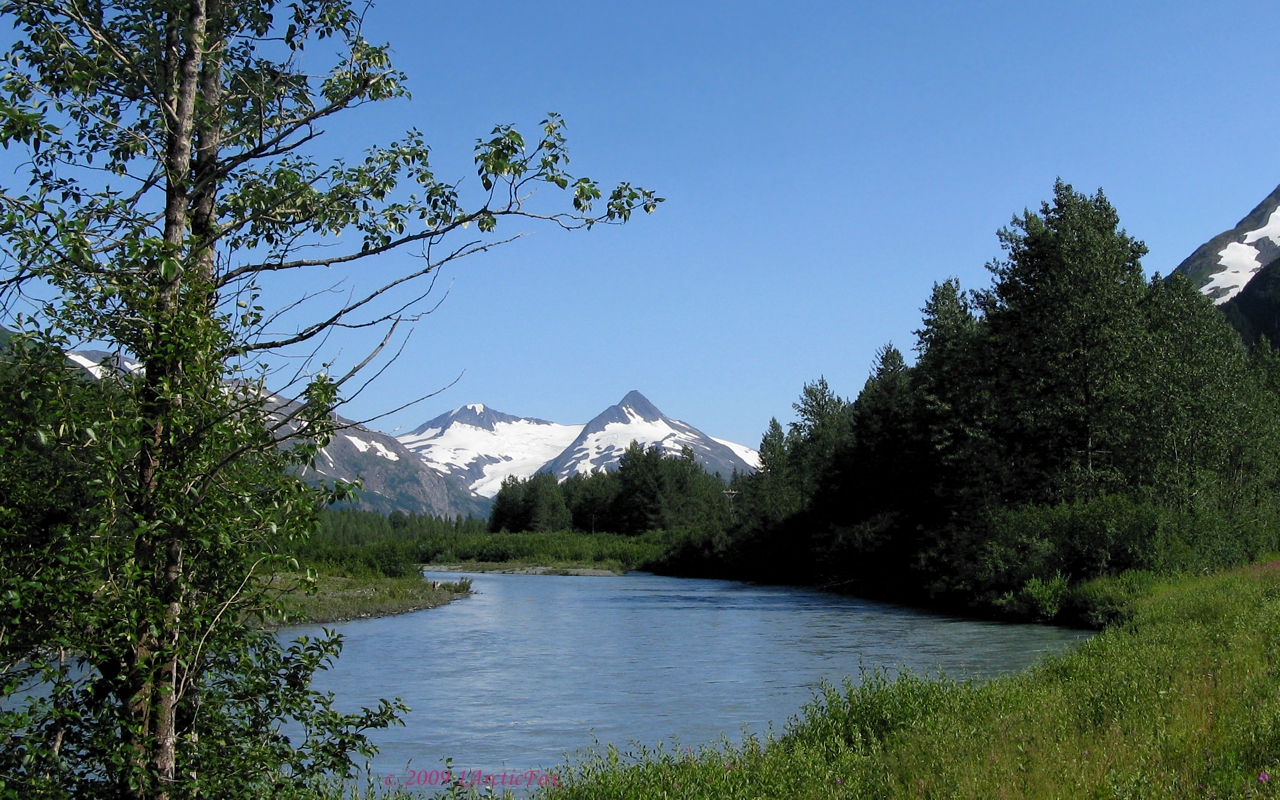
[{"xmin": 269, "ymin": 1, "xmax": 1280, "ymax": 447}]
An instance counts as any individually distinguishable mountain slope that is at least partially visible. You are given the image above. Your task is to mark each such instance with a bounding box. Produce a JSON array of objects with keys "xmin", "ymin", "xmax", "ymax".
[
  {"xmin": 396, "ymin": 404, "xmax": 583, "ymax": 497},
  {"xmin": 540, "ymin": 390, "xmax": 759, "ymax": 481},
  {"xmin": 1220, "ymin": 255, "xmax": 1280, "ymax": 348},
  {"xmin": 305, "ymin": 416, "xmax": 490, "ymax": 518},
  {"xmin": 261, "ymin": 392, "xmax": 490, "ymax": 519},
  {"xmin": 53, "ymin": 344, "xmax": 489, "ymax": 518},
  {"xmin": 1173, "ymin": 184, "xmax": 1280, "ymax": 304}
]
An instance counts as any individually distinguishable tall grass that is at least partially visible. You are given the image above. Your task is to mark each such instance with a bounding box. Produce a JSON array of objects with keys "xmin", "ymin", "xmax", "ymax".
[{"xmin": 537, "ymin": 560, "xmax": 1280, "ymax": 799}]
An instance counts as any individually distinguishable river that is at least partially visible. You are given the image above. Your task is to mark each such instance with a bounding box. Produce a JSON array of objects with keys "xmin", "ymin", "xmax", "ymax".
[{"xmin": 290, "ymin": 570, "xmax": 1090, "ymax": 787}]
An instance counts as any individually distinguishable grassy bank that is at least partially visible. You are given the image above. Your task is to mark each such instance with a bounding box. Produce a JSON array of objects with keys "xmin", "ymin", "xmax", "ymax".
[
  {"xmin": 426, "ymin": 561, "xmax": 627, "ymax": 575},
  {"xmin": 300, "ymin": 517, "xmax": 676, "ymax": 578},
  {"xmin": 270, "ymin": 573, "xmax": 472, "ymax": 625},
  {"xmin": 531, "ymin": 559, "xmax": 1280, "ymax": 799}
]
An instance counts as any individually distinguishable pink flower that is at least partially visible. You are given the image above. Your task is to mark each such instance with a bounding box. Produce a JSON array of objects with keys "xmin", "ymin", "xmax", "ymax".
[{"xmin": 1260, "ymin": 771, "xmax": 1271, "ymax": 783}]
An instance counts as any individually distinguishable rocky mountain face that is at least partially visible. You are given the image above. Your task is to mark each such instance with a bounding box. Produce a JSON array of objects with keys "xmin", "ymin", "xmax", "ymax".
[
  {"xmin": 1172, "ymin": 183, "xmax": 1280, "ymax": 347},
  {"xmin": 1173, "ymin": 183, "xmax": 1280, "ymax": 304},
  {"xmin": 304, "ymin": 416, "xmax": 490, "ymax": 518},
  {"xmin": 400, "ymin": 391, "xmax": 760, "ymax": 495}
]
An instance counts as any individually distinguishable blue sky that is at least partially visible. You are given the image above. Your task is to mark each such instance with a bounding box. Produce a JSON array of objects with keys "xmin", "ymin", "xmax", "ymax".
[{"xmin": 286, "ymin": 1, "xmax": 1279, "ymax": 447}]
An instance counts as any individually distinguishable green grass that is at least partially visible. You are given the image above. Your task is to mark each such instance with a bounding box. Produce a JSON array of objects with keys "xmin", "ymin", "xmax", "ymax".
[
  {"xmin": 424, "ymin": 559, "xmax": 631, "ymax": 574},
  {"xmin": 269, "ymin": 573, "xmax": 472, "ymax": 625},
  {"xmin": 524, "ymin": 559, "xmax": 1280, "ymax": 799}
]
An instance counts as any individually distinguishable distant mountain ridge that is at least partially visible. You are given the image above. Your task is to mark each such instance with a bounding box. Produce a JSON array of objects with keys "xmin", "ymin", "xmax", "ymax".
[
  {"xmin": 54, "ymin": 343, "xmax": 490, "ymax": 519},
  {"xmin": 24, "ymin": 338, "xmax": 759, "ymax": 515},
  {"xmin": 399, "ymin": 391, "xmax": 760, "ymax": 496}
]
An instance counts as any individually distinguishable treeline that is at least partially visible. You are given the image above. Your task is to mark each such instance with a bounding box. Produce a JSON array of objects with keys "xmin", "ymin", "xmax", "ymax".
[
  {"xmin": 488, "ymin": 442, "xmax": 733, "ymax": 536},
  {"xmin": 295, "ymin": 508, "xmax": 670, "ymax": 576},
  {"xmin": 658, "ymin": 181, "xmax": 1280, "ymax": 619}
]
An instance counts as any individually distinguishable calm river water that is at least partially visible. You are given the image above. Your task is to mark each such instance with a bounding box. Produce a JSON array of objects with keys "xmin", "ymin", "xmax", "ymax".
[{"xmin": 290, "ymin": 571, "xmax": 1090, "ymax": 784}]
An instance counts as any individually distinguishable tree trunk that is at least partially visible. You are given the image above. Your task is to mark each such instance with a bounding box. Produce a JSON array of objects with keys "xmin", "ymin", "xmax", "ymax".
[{"xmin": 132, "ymin": 2, "xmax": 208, "ymax": 798}]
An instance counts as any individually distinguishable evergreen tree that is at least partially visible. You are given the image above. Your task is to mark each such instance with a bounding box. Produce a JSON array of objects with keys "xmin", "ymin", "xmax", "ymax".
[
  {"xmin": 521, "ymin": 472, "xmax": 573, "ymax": 532},
  {"xmin": 489, "ymin": 476, "xmax": 528, "ymax": 532},
  {"xmin": 739, "ymin": 417, "xmax": 801, "ymax": 526},
  {"xmin": 562, "ymin": 470, "xmax": 619, "ymax": 533},
  {"xmin": 979, "ymin": 180, "xmax": 1150, "ymax": 503},
  {"xmin": 786, "ymin": 377, "xmax": 854, "ymax": 507},
  {"xmin": 910, "ymin": 278, "xmax": 994, "ymax": 517}
]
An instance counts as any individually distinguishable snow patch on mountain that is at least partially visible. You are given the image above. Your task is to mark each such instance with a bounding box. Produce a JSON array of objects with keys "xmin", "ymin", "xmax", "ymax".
[
  {"xmin": 555, "ymin": 417, "xmax": 693, "ymax": 477},
  {"xmin": 398, "ymin": 404, "xmax": 583, "ymax": 497},
  {"xmin": 541, "ymin": 391, "xmax": 759, "ymax": 481},
  {"xmin": 1202, "ymin": 206, "xmax": 1280, "ymax": 304},
  {"xmin": 713, "ymin": 437, "xmax": 762, "ymax": 470},
  {"xmin": 344, "ymin": 434, "xmax": 400, "ymax": 461},
  {"xmin": 66, "ymin": 352, "xmax": 107, "ymax": 379}
]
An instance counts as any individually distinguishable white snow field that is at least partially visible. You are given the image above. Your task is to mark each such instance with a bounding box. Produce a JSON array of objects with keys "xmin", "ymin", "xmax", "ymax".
[{"xmin": 398, "ymin": 406, "xmax": 583, "ymax": 497}]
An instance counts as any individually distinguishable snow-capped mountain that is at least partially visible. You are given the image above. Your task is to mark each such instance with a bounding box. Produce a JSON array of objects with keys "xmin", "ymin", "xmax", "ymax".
[
  {"xmin": 540, "ymin": 390, "xmax": 760, "ymax": 481},
  {"xmin": 1173, "ymin": 183, "xmax": 1280, "ymax": 304},
  {"xmin": 398, "ymin": 392, "xmax": 760, "ymax": 494},
  {"xmin": 51, "ymin": 341, "xmax": 489, "ymax": 518},
  {"xmin": 397, "ymin": 404, "xmax": 583, "ymax": 498},
  {"xmin": 305, "ymin": 416, "xmax": 489, "ymax": 518}
]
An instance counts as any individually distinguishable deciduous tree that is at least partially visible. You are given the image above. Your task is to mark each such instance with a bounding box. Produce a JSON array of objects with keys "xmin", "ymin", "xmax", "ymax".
[{"xmin": 0, "ymin": 1, "xmax": 657, "ymax": 797}]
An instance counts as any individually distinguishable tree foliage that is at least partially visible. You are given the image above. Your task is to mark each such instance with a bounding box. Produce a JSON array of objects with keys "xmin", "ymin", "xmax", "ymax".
[
  {"xmin": 665, "ymin": 182, "xmax": 1280, "ymax": 617},
  {"xmin": 489, "ymin": 442, "xmax": 731, "ymax": 536},
  {"xmin": 0, "ymin": 1, "xmax": 657, "ymax": 797}
]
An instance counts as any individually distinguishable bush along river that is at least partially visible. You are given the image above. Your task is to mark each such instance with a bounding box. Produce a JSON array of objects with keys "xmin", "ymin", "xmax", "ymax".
[{"xmin": 289, "ymin": 571, "xmax": 1090, "ymax": 790}]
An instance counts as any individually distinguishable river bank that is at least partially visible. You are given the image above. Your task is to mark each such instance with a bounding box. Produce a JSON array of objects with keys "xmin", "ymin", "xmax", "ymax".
[
  {"xmin": 272, "ymin": 572, "xmax": 473, "ymax": 624},
  {"xmin": 537, "ymin": 558, "xmax": 1280, "ymax": 799},
  {"xmin": 303, "ymin": 569, "xmax": 1086, "ymax": 795},
  {"xmin": 425, "ymin": 561, "xmax": 623, "ymax": 576}
]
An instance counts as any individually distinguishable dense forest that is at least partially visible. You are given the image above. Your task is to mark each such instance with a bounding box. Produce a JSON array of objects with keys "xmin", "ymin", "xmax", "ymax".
[
  {"xmin": 492, "ymin": 181, "xmax": 1280, "ymax": 620},
  {"xmin": 489, "ymin": 442, "xmax": 734, "ymax": 536},
  {"xmin": 299, "ymin": 508, "xmax": 670, "ymax": 576}
]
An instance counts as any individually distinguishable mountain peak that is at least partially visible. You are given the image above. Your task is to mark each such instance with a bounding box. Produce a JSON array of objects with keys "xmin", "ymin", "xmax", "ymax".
[
  {"xmin": 541, "ymin": 391, "xmax": 758, "ymax": 480},
  {"xmin": 398, "ymin": 405, "xmax": 583, "ymax": 497},
  {"xmin": 408, "ymin": 403, "xmax": 535, "ymax": 435},
  {"xmin": 617, "ymin": 390, "xmax": 663, "ymax": 422}
]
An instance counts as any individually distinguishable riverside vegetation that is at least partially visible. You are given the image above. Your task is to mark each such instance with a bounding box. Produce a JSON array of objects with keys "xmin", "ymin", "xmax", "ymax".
[
  {"xmin": 537, "ymin": 560, "xmax": 1280, "ymax": 799},
  {"xmin": 299, "ymin": 509, "xmax": 672, "ymax": 578},
  {"xmin": 493, "ymin": 182, "xmax": 1280, "ymax": 627},
  {"xmin": 269, "ymin": 508, "xmax": 671, "ymax": 624}
]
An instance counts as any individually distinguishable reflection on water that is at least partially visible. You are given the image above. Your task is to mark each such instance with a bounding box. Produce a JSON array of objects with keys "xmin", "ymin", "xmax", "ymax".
[{"xmin": 289, "ymin": 571, "xmax": 1090, "ymax": 782}]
